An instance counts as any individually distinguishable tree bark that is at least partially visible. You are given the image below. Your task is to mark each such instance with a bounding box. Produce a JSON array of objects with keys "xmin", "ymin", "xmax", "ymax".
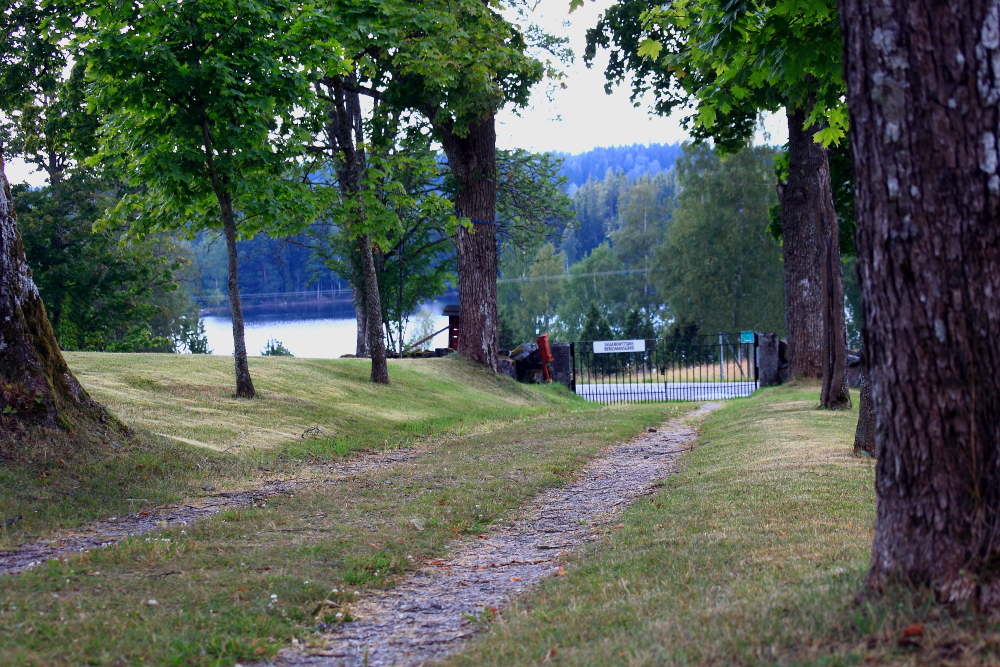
[
  {"xmin": 358, "ymin": 234, "xmax": 388, "ymax": 383},
  {"xmin": 0, "ymin": 157, "xmax": 116, "ymax": 446},
  {"xmin": 328, "ymin": 76, "xmax": 388, "ymax": 382},
  {"xmin": 221, "ymin": 212, "xmax": 255, "ymax": 398},
  {"xmin": 435, "ymin": 114, "xmax": 499, "ymax": 371},
  {"xmin": 200, "ymin": 112, "xmax": 255, "ymax": 398},
  {"xmin": 352, "ymin": 284, "xmax": 368, "ymax": 358},
  {"xmin": 853, "ymin": 345, "xmax": 875, "ymax": 457},
  {"xmin": 840, "ymin": 0, "xmax": 1000, "ymax": 607},
  {"xmin": 779, "ymin": 110, "xmax": 827, "ymax": 379},
  {"xmin": 782, "ymin": 108, "xmax": 851, "ymax": 408}
]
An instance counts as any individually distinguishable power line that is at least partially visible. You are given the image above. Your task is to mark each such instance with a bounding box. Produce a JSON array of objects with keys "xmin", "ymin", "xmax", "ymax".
[
  {"xmin": 497, "ymin": 268, "xmax": 651, "ymax": 284},
  {"xmin": 190, "ymin": 287, "xmax": 355, "ymax": 303},
  {"xmin": 192, "ymin": 268, "xmax": 650, "ymax": 302}
]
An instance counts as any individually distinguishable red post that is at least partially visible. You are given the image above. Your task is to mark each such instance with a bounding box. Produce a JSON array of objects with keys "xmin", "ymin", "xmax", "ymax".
[{"xmin": 537, "ymin": 333, "xmax": 554, "ymax": 382}]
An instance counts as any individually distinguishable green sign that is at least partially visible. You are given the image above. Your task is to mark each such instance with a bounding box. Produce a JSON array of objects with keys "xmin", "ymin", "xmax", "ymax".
[{"xmin": 740, "ymin": 331, "xmax": 755, "ymax": 344}]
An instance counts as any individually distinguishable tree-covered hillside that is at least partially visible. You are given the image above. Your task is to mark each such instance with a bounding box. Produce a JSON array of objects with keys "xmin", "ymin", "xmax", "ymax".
[{"xmin": 557, "ymin": 143, "xmax": 682, "ymax": 192}]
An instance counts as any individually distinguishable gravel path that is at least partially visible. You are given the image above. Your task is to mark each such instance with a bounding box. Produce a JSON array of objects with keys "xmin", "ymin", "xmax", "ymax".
[
  {"xmin": 272, "ymin": 406, "xmax": 716, "ymax": 667},
  {"xmin": 0, "ymin": 448, "xmax": 421, "ymax": 576}
]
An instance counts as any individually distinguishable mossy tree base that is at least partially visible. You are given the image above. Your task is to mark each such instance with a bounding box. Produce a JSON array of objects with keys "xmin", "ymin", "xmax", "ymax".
[{"xmin": 0, "ymin": 160, "xmax": 124, "ymax": 454}]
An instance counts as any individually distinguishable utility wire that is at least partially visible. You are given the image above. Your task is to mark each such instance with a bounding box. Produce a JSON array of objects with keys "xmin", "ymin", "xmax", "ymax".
[
  {"xmin": 192, "ymin": 268, "xmax": 650, "ymax": 302},
  {"xmin": 497, "ymin": 268, "xmax": 651, "ymax": 284}
]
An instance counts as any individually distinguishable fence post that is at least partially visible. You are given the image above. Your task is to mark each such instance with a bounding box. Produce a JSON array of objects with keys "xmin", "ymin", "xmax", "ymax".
[
  {"xmin": 718, "ymin": 333, "xmax": 725, "ymax": 381},
  {"xmin": 570, "ymin": 342, "xmax": 576, "ymax": 393},
  {"xmin": 754, "ymin": 332, "xmax": 760, "ymax": 386}
]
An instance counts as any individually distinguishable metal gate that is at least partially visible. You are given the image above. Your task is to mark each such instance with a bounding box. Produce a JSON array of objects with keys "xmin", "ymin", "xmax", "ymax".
[{"xmin": 571, "ymin": 332, "xmax": 759, "ymax": 404}]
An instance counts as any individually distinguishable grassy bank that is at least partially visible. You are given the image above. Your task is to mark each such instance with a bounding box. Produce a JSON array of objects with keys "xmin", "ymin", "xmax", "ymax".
[
  {"xmin": 448, "ymin": 383, "xmax": 880, "ymax": 666},
  {"xmin": 0, "ymin": 354, "xmax": 577, "ymax": 544},
  {"xmin": 0, "ymin": 396, "xmax": 685, "ymax": 666}
]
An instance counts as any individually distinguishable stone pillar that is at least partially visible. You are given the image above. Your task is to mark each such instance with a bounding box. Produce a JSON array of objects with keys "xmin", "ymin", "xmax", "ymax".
[
  {"xmin": 757, "ymin": 332, "xmax": 781, "ymax": 386},
  {"xmin": 551, "ymin": 343, "xmax": 572, "ymax": 388}
]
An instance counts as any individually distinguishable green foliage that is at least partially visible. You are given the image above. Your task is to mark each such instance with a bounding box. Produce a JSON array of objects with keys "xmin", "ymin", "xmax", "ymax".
[
  {"xmin": 622, "ymin": 308, "xmax": 655, "ymax": 339},
  {"xmin": 500, "ymin": 171, "xmax": 673, "ymax": 343},
  {"xmin": 654, "ymin": 144, "xmax": 785, "ymax": 335},
  {"xmin": 0, "ymin": 0, "xmax": 64, "ymax": 145},
  {"xmin": 493, "ymin": 149, "xmax": 576, "ymax": 251},
  {"xmin": 333, "ymin": 0, "xmax": 554, "ymax": 132},
  {"xmin": 499, "ymin": 242, "xmax": 567, "ymax": 343},
  {"xmin": 9, "ymin": 59, "xmax": 98, "ymax": 181},
  {"xmin": 309, "ymin": 126, "xmax": 456, "ymax": 351},
  {"xmin": 562, "ymin": 170, "xmax": 628, "ymax": 263},
  {"xmin": 81, "ymin": 0, "xmax": 332, "ymax": 240},
  {"xmin": 588, "ymin": 0, "xmax": 845, "ymax": 149},
  {"xmin": 580, "ymin": 302, "xmax": 613, "ymax": 342},
  {"xmin": 404, "ymin": 310, "xmax": 441, "ymax": 353},
  {"xmin": 261, "ymin": 339, "xmax": 293, "ymax": 357},
  {"xmin": 13, "ymin": 172, "xmax": 204, "ymax": 352}
]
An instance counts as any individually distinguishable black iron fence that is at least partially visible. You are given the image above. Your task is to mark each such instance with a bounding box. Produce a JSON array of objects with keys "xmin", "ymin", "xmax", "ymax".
[{"xmin": 571, "ymin": 333, "xmax": 759, "ymax": 404}]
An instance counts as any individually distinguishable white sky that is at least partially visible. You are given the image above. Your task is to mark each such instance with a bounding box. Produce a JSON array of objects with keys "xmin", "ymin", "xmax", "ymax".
[
  {"xmin": 3, "ymin": 0, "xmax": 786, "ymax": 187},
  {"xmin": 496, "ymin": 0, "xmax": 787, "ymax": 154}
]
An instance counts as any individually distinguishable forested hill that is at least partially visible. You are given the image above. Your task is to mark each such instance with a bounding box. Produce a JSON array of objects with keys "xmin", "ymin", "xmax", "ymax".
[{"xmin": 557, "ymin": 143, "xmax": 683, "ymax": 192}]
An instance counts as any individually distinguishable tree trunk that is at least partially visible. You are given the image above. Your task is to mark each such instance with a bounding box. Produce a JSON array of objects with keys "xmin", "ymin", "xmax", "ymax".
[
  {"xmin": 779, "ymin": 110, "xmax": 826, "ymax": 379},
  {"xmin": 840, "ymin": 0, "xmax": 1000, "ymax": 607},
  {"xmin": 327, "ymin": 75, "xmax": 388, "ymax": 382},
  {"xmin": 358, "ymin": 234, "xmax": 388, "ymax": 384},
  {"xmin": 0, "ymin": 157, "xmax": 117, "ymax": 447},
  {"xmin": 782, "ymin": 108, "xmax": 851, "ymax": 408},
  {"xmin": 352, "ymin": 283, "xmax": 368, "ymax": 358},
  {"xmin": 853, "ymin": 345, "xmax": 875, "ymax": 457},
  {"xmin": 436, "ymin": 114, "xmax": 499, "ymax": 371},
  {"xmin": 222, "ymin": 212, "xmax": 255, "ymax": 398},
  {"xmin": 200, "ymin": 112, "xmax": 255, "ymax": 398}
]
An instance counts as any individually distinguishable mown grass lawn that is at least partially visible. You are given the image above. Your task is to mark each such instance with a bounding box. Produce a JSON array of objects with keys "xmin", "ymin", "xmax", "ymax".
[
  {"xmin": 448, "ymin": 384, "xmax": 1000, "ymax": 666},
  {"xmin": 0, "ymin": 352, "xmax": 689, "ymax": 666},
  {"xmin": 0, "ymin": 354, "xmax": 576, "ymax": 543}
]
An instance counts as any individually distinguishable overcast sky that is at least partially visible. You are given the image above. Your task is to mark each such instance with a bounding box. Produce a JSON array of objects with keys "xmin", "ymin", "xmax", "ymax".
[
  {"xmin": 495, "ymin": 0, "xmax": 788, "ymax": 154},
  {"xmin": 4, "ymin": 0, "xmax": 786, "ymax": 187}
]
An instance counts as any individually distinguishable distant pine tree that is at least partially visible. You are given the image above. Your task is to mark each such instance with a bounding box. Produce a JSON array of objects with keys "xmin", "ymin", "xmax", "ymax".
[
  {"xmin": 557, "ymin": 143, "xmax": 683, "ymax": 190},
  {"xmin": 581, "ymin": 302, "xmax": 613, "ymax": 341}
]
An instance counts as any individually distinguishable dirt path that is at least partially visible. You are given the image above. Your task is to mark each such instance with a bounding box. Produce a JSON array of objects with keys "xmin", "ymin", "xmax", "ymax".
[
  {"xmin": 0, "ymin": 448, "xmax": 421, "ymax": 576},
  {"xmin": 271, "ymin": 406, "xmax": 716, "ymax": 667}
]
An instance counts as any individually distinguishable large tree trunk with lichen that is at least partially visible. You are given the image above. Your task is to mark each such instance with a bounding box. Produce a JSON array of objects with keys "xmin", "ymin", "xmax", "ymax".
[
  {"xmin": 840, "ymin": 0, "xmax": 1000, "ymax": 607},
  {"xmin": 0, "ymin": 158, "xmax": 116, "ymax": 447},
  {"xmin": 435, "ymin": 114, "xmax": 499, "ymax": 371},
  {"xmin": 779, "ymin": 110, "xmax": 824, "ymax": 380},
  {"xmin": 781, "ymin": 108, "xmax": 851, "ymax": 408}
]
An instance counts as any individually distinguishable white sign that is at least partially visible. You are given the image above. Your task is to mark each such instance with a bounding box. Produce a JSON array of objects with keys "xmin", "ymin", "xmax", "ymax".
[{"xmin": 593, "ymin": 339, "xmax": 646, "ymax": 354}]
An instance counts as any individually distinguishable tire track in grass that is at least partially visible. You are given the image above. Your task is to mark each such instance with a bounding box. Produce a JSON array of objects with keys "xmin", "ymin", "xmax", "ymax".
[
  {"xmin": 0, "ymin": 448, "xmax": 421, "ymax": 576},
  {"xmin": 273, "ymin": 405, "xmax": 718, "ymax": 667}
]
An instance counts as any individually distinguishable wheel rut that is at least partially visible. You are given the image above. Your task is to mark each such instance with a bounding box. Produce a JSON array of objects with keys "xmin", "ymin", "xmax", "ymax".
[
  {"xmin": 0, "ymin": 448, "xmax": 421, "ymax": 576},
  {"xmin": 271, "ymin": 405, "xmax": 716, "ymax": 667}
]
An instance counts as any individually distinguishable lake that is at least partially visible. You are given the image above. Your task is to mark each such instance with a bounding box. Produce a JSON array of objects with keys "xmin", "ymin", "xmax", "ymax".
[{"xmin": 201, "ymin": 301, "xmax": 454, "ymax": 359}]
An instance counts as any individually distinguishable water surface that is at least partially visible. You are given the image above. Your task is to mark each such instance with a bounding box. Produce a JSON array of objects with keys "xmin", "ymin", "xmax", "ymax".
[{"xmin": 202, "ymin": 303, "xmax": 452, "ymax": 359}]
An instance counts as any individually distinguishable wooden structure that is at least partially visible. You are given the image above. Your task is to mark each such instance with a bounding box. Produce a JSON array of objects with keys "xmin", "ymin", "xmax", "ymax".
[{"xmin": 443, "ymin": 304, "xmax": 460, "ymax": 350}]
